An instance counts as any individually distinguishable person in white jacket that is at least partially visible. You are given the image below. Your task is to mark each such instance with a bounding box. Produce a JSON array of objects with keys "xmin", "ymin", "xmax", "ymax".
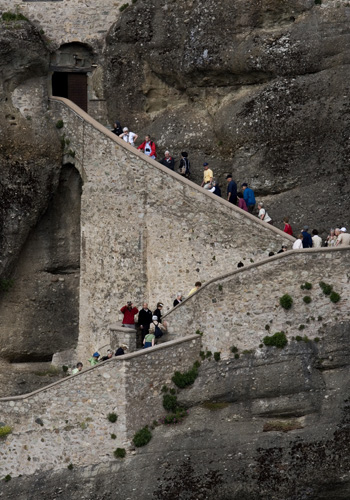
[{"xmin": 293, "ymin": 234, "xmax": 303, "ymax": 250}]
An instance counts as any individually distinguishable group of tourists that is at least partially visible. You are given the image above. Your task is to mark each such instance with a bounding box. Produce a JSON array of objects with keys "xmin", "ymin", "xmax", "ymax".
[
  {"xmin": 289, "ymin": 225, "xmax": 350, "ymax": 250},
  {"xmin": 72, "ymin": 344, "xmax": 128, "ymax": 375}
]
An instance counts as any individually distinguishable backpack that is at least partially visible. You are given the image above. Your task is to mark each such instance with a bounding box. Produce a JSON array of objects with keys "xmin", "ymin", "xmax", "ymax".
[{"xmin": 154, "ymin": 323, "xmax": 163, "ymax": 339}]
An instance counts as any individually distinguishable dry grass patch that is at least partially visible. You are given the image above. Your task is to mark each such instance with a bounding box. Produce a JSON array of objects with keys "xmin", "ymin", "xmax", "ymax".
[{"xmin": 263, "ymin": 419, "xmax": 303, "ymax": 433}]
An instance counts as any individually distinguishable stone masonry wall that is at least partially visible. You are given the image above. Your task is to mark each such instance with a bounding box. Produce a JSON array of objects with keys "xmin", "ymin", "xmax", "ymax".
[
  {"xmin": 0, "ymin": 0, "xmax": 121, "ymax": 50},
  {"xmin": 49, "ymin": 97, "xmax": 293, "ymax": 359},
  {"xmin": 0, "ymin": 335, "xmax": 200, "ymax": 478},
  {"xmin": 164, "ymin": 248, "xmax": 350, "ymax": 357}
]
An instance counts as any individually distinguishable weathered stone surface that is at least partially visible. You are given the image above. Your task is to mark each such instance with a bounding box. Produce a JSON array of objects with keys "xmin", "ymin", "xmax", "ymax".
[
  {"xmin": 0, "ymin": 165, "xmax": 81, "ymax": 362},
  {"xmin": 0, "ymin": 324, "xmax": 348, "ymax": 500},
  {"xmin": 0, "ymin": 335, "xmax": 200, "ymax": 477},
  {"xmin": 105, "ymin": 0, "xmax": 350, "ymax": 235},
  {"xmin": 0, "ymin": 21, "xmax": 61, "ymax": 279},
  {"xmin": 164, "ymin": 247, "xmax": 350, "ymax": 356},
  {"xmin": 0, "ymin": 0, "xmax": 120, "ymax": 50},
  {"xmin": 49, "ymin": 97, "xmax": 292, "ymax": 359}
]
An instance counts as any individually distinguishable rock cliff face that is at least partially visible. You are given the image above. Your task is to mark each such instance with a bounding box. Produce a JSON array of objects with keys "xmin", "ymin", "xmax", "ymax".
[
  {"xmin": 0, "ymin": 21, "xmax": 79, "ymax": 363},
  {"xmin": 1, "ymin": 322, "xmax": 349, "ymax": 499},
  {"xmin": 105, "ymin": 0, "xmax": 350, "ymax": 234}
]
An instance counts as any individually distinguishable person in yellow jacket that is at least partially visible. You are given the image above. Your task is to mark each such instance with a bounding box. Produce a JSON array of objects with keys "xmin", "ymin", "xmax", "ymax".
[{"xmin": 188, "ymin": 281, "xmax": 202, "ymax": 297}]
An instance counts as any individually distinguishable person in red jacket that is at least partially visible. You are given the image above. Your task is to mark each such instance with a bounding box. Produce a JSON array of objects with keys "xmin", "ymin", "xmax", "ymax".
[
  {"xmin": 137, "ymin": 135, "xmax": 157, "ymax": 159},
  {"xmin": 283, "ymin": 216, "xmax": 293, "ymax": 236},
  {"xmin": 120, "ymin": 301, "xmax": 139, "ymax": 329}
]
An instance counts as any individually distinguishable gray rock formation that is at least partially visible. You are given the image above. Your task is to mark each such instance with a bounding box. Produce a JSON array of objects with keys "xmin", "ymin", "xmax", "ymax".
[
  {"xmin": 104, "ymin": 0, "xmax": 350, "ymax": 234},
  {"xmin": 0, "ymin": 21, "xmax": 79, "ymax": 363},
  {"xmin": 1, "ymin": 322, "xmax": 349, "ymax": 499}
]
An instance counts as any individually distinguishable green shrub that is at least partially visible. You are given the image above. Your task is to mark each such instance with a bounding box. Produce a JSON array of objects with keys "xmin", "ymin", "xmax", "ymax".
[
  {"xmin": 161, "ymin": 385, "xmax": 168, "ymax": 393},
  {"xmin": 169, "ymin": 388, "xmax": 176, "ymax": 395},
  {"xmin": 259, "ymin": 343, "xmax": 263, "ymax": 348},
  {"xmin": 133, "ymin": 426, "xmax": 152, "ymax": 447},
  {"xmin": 302, "ymin": 335, "xmax": 310, "ymax": 343},
  {"xmin": 218, "ymin": 284, "xmax": 222, "ymax": 291},
  {"xmin": 172, "ymin": 363, "xmax": 199, "ymax": 388},
  {"xmin": 280, "ymin": 294, "xmax": 293, "ymax": 310},
  {"xmin": 3, "ymin": 474, "xmax": 11, "ymax": 482},
  {"xmin": 263, "ymin": 331, "xmax": 288, "ymax": 349},
  {"xmin": 56, "ymin": 120, "xmax": 64, "ymax": 129},
  {"xmin": 119, "ymin": 3, "xmax": 129, "ymax": 11},
  {"xmin": 265, "ymin": 324, "xmax": 270, "ymax": 331},
  {"xmin": 0, "ymin": 279, "xmax": 14, "ymax": 292},
  {"xmin": 298, "ymin": 324, "xmax": 305, "ymax": 331},
  {"xmin": 62, "ymin": 365, "xmax": 69, "ymax": 373},
  {"xmin": 214, "ymin": 352, "xmax": 221, "ymax": 362},
  {"xmin": 163, "ymin": 408, "xmax": 187, "ymax": 425},
  {"xmin": 200, "ymin": 351, "xmax": 205, "ymax": 360},
  {"xmin": 111, "ymin": 433, "xmax": 116, "ymax": 439},
  {"xmin": 67, "ymin": 463, "xmax": 73, "ymax": 470},
  {"xmin": 318, "ymin": 315, "xmax": 323, "ymax": 321},
  {"xmin": 314, "ymin": 337, "xmax": 320, "ymax": 343},
  {"xmin": 301, "ymin": 282, "xmax": 312, "ymax": 290},
  {"xmin": 114, "ymin": 448, "xmax": 126, "ymax": 458},
  {"xmin": 303, "ymin": 296, "xmax": 312, "ymax": 304},
  {"xmin": 206, "ymin": 351, "xmax": 212, "ymax": 358},
  {"xmin": 234, "ymin": 353, "xmax": 240, "ymax": 359},
  {"xmin": 230, "ymin": 346, "xmax": 238, "ymax": 353},
  {"xmin": 330, "ymin": 292, "xmax": 340, "ymax": 303},
  {"xmin": 0, "ymin": 426, "xmax": 12, "ymax": 438},
  {"xmin": 295, "ymin": 335, "xmax": 302, "ymax": 342},
  {"xmin": 2, "ymin": 12, "xmax": 28, "ymax": 21},
  {"xmin": 314, "ymin": 0, "xmax": 322, "ymax": 4},
  {"xmin": 67, "ymin": 149, "xmax": 75, "ymax": 158},
  {"xmin": 107, "ymin": 413, "xmax": 118, "ymax": 423},
  {"xmin": 163, "ymin": 394, "xmax": 178, "ymax": 412},
  {"xmin": 319, "ymin": 281, "xmax": 333, "ymax": 295},
  {"xmin": 193, "ymin": 360, "xmax": 201, "ymax": 369},
  {"xmin": 195, "ymin": 329, "xmax": 203, "ymax": 336}
]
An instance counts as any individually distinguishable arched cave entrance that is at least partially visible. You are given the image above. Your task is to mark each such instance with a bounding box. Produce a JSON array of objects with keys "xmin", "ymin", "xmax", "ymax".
[{"xmin": 51, "ymin": 42, "xmax": 94, "ymax": 112}]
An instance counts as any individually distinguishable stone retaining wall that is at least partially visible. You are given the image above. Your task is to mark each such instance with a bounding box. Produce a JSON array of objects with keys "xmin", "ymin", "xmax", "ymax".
[
  {"xmin": 49, "ymin": 97, "xmax": 293, "ymax": 358},
  {"xmin": 0, "ymin": 335, "xmax": 200, "ymax": 478},
  {"xmin": 0, "ymin": 0, "xmax": 121, "ymax": 50},
  {"xmin": 164, "ymin": 248, "xmax": 350, "ymax": 357}
]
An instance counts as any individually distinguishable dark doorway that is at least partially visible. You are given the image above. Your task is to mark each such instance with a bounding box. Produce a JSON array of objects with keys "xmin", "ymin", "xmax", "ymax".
[{"xmin": 52, "ymin": 72, "xmax": 88, "ymax": 112}]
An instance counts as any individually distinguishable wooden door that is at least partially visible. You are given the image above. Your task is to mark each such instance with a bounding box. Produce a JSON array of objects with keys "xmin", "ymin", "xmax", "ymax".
[{"xmin": 67, "ymin": 73, "xmax": 88, "ymax": 112}]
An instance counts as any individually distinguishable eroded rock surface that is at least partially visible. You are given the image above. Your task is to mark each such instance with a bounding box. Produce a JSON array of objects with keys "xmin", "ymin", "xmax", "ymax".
[
  {"xmin": 105, "ymin": 0, "xmax": 350, "ymax": 234},
  {"xmin": 0, "ymin": 21, "xmax": 79, "ymax": 363},
  {"xmin": 1, "ymin": 323, "xmax": 349, "ymax": 499}
]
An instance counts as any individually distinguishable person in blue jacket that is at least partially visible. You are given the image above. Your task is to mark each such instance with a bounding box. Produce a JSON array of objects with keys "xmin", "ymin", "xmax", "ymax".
[
  {"xmin": 301, "ymin": 225, "xmax": 313, "ymax": 248},
  {"xmin": 241, "ymin": 183, "xmax": 256, "ymax": 214}
]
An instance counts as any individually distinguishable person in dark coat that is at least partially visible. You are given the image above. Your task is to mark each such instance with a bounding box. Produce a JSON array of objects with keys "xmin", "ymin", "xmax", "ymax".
[
  {"xmin": 173, "ymin": 293, "xmax": 183, "ymax": 307},
  {"xmin": 153, "ymin": 302, "xmax": 163, "ymax": 323},
  {"xmin": 209, "ymin": 180, "xmax": 222, "ymax": 197},
  {"xmin": 160, "ymin": 151, "xmax": 175, "ymax": 171},
  {"xmin": 138, "ymin": 302, "xmax": 153, "ymax": 341},
  {"xmin": 179, "ymin": 152, "xmax": 191, "ymax": 178},
  {"xmin": 301, "ymin": 225, "xmax": 313, "ymax": 248},
  {"xmin": 112, "ymin": 120, "xmax": 123, "ymax": 136},
  {"xmin": 226, "ymin": 174, "xmax": 237, "ymax": 205}
]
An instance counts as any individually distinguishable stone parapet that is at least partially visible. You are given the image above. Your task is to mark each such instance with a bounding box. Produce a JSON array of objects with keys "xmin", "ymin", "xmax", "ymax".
[
  {"xmin": 110, "ymin": 324, "xmax": 137, "ymax": 353},
  {"xmin": 0, "ymin": 0, "xmax": 121, "ymax": 50},
  {"xmin": 0, "ymin": 335, "xmax": 201, "ymax": 478},
  {"xmin": 48, "ymin": 97, "xmax": 293, "ymax": 359},
  {"xmin": 164, "ymin": 247, "xmax": 350, "ymax": 357}
]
